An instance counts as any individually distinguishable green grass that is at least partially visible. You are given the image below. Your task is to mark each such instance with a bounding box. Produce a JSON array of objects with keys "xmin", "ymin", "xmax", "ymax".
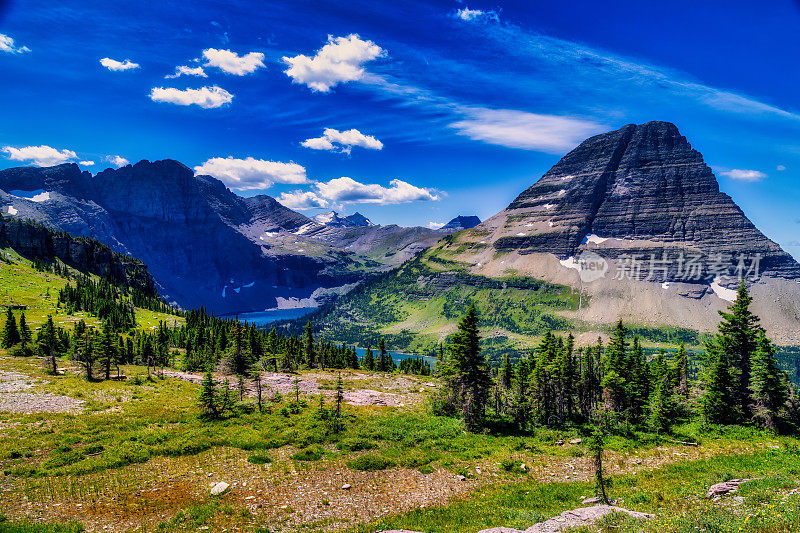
[
  {"xmin": 0, "ymin": 520, "xmax": 83, "ymax": 533},
  {"xmin": 352, "ymin": 447, "xmax": 800, "ymax": 533},
  {"xmin": 0, "ymin": 248, "xmax": 181, "ymax": 331}
]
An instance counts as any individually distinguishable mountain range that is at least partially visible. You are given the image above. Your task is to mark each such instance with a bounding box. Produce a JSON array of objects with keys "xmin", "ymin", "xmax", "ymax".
[
  {"xmin": 299, "ymin": 121, "xmax": 800, "ymax": 350},
  {"xmin": 0, "ymin": 161, "xmax": 455, "ymax": 313}
]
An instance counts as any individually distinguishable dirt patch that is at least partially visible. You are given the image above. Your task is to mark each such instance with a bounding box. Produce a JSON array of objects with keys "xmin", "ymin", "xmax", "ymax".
[
  {"xmin": 0, "ymin": 370, "xmax": 84, "ymax": 414},
  {"xmin": 162, "ymin": 369, "xmax": 427, "ymax": 407}
]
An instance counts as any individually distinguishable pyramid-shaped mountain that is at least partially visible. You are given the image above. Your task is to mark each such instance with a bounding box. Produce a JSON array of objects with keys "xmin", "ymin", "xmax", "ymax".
[{"xmin": 473, "ymin": 121, "xmax": 799, "ymax": 281}]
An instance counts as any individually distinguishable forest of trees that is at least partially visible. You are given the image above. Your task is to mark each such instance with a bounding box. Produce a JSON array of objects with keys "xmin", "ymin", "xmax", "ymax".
[{"xmin": 433, "ymin": 283, "xmax": 797, "ymax": 435}]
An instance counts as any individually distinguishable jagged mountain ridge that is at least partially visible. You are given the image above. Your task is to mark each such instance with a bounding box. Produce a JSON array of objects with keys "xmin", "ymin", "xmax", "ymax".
[
  {"xmin": 314, "ymin": 211, "xmax": 374, "ymax": 228},
  {"xmin": 0, "ymin": 160, "xmax": 452, "ymax": 312}
]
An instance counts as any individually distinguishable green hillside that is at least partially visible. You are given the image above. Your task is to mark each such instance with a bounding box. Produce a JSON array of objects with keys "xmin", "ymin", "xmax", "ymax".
[{"xmin": 0, "ymin": 247, "xmax": 181, "ymax": 332}]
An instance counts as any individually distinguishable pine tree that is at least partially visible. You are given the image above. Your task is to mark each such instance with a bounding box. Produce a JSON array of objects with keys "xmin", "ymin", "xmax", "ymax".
[
  {"xmin": 601, "ymin": 320, "xmax": 628, "ymax": 412},
  {"xmin": 700, "ymin": 337, "xmax": 742, "ymax": 424},
  {"xmin": 37, "ymin": 316, "xmax": 58, "ymax": 374},
  {"xmin": 18, "ymin": 312, "xmax": 30, "ymax": 347},
  {"xmin": 305, "ymin": 321, "xmax": 317, "ymax": 368},
  {"xmin": 449, "ymin": 304, "xmax": 492, "ymax": 431},
  {"xmin": 717, "ymin": 282, "xmax": 762, "ymax": 416},
  {"xmin": 250, "ymin": 362, "xmax": 263, "ymax": 412},
  {"xmin": 674, "ymin": 342, "xmax": 689, "ymax": 397},
  {"xmin": 3, "ymin": 308, "xmax": 20, "ymax": 348},
  {"xmin": 199, "ymin": 371, "xmax": 218, "ymax": 417},
  {"xmin": 588, "ymin": 423, "xmax": 610, "ymax": 505},
  {"xmin": 363, "ymin": 344, "xmax": 374, "ymax": 370},
  {"xmin": 647, "ymin": 377, "xmax": 676, "ymax": 433},
  {"xmin": 750, "ymin": 332, "xmax": 788, "ymax": 431},
  {"xmin": 500, "ymin": 353, "xmax": 513, "ymax": 389}
]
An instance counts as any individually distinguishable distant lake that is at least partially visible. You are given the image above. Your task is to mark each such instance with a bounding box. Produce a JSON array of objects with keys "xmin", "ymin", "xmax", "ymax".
[
  {"xmin": 353, "ymin": 347, "xmax": 436, "ymax": 366},
  {"xmin": 231, "ymin": 307, "xmax": 316, "ymax": 325}
]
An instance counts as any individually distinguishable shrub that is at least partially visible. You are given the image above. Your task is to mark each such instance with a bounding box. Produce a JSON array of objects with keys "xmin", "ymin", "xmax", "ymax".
[
  {"xmin": 347, "ymin": 454, "xmax": 396, "ymax": 471},
  {"xmin": 337, "ymin": 438, "xmax": 377, "ymax": 452},
  {"xmin": 291, "ymin": 445, "xmax": 324, "ymax": 461},
  {"xmin": 247, "ymin": 453, "xmax": 272, "ymax": 465}
]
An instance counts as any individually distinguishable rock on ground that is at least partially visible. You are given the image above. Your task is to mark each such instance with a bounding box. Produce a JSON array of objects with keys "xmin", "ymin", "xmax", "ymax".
[
  {"xmin": 706, "ymin": 478, "xmax": 753, "ymax": 499},
  {"xmin": 478, "ymin": 505, "xmax": 654, "ymax": 533},
  {"xmin": 210, "ymin": 481, "xmax": 230, "ymax": 495}
]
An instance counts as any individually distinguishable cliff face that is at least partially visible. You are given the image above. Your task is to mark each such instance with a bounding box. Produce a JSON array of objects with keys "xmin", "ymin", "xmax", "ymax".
[
  {"xmin": 486, "ymin": 121, "xmax": 800, "ymax": 280},
  {"xmin": 0, "ymin": 160, "xmax": 361, "ymax": 312},
  {"xmin": 0, "ymin": 216, "xmax": 156, "ymax": 295}
]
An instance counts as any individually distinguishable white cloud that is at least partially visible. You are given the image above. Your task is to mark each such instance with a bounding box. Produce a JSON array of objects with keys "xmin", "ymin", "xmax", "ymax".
[
  {"xmin": 79, "ymin": 160, "xmax": 95, "ymax": 166},
  {"xmin": 301, "ymin": 128, "xmax": 383, "ymax": 154},
  {"xmin": 202, "ymin": 48, "xmax": 265, "ymax": 75},
  {"xmin": 2, "ymin": 145, "xmax": 77, "ymax": 166},
  {"xmin": 283, "ymin": 34, "xmax": 385, "ymax": 92},
  {"xmin": 105, "ymin": 155, "xmax": 129, "ymax": 168},
  {"xmin": 165, "ymin": 65, "xmax": 207, "ymax": 79},
  {"xmin": 315, "ymin": 176, "xmax": 439, "ymax": 204},
  {"xmin": 99, "ymin": 57, "xmax": 140, "ymax": 71},
  {"xmin": 194, "ymin": 157, "xmax": 308, "ymax": 190},
  {"xmin": 0, "ymin": 34, "xmax": 31, "ymax": 54},
  {"xmin": 777, "ymin": 165, "xmax": 786, "ymax": 171},
  {"xmin": 449, "ymin": 107, "xmax": 606, "ymax": 153},
  {"xmin": 719, "ymin": 169, "xmax": 767, "ymax": 182},
  {"xmin": 428, "ymin": 221, "xmax": 445, "ymax": 230},
  {"xmin": 277, "ymin": 190, "xmax": 330, "ymax": 210},
  {"xmin": 149, "ymin": 86, "xmax": 233, "ymax": 109},
  {"xmin": 455, "ymin": 7, "xmax": 498, "ymax": 22}
]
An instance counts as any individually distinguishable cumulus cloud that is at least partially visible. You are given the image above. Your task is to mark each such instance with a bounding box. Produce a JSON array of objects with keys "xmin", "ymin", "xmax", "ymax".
[
  {"xmin": 194, "ymin": 157, "xmax": 308, "ymax": 190},
  {"xmin": 719, "ymin": 169, "xmax": 767, "ymax": 182},
  {"xmin": 283, "ymin": 34, "xmax": 385, "ymax": 92},
  {"xmin": 301, "ymin": 128, "xmax": 383, "ymax": 154},
  {"xmin": 0, "ymin": 34, "xmax": 31, "ymax": 54},
  {"xmin": 277, "ymin": 190, "xmax": 330, "ymax": 210},
  {"xmin": 165, "ymin": 65, "xmax": 207, "ymax": 79},
  {"xmin": 2, "ymin": 145, "xmax": 77, "ymax": 166},
  {"xmin": 428, "ymin": 221, "xmax": 445, "ymax": 229},
  {"xmin": 449, "ymin": 107, "xmax": 606, "ymax": 153},
  {"xmin": 202, "ymin": 48, "xmax": 265, "ymax": 75},
  {"xmin": 315, "ymin": 177, "xmax": 439, "ymax": 204},
  {"xmin": 777, "ymin": 165, "xmax": 786, "ymax": 171},
  {"xmin": 99, "ymin": 57, "xmax": 140, "ymax": 71},
  {"xmin": 105, "ymin": 155, "xmax": 129, "ymax": 168},
  {"xmin": 149, "ymin": 86, "xmax": 233, "ymax": 108},
  {"xmin": 79, "ymin": 160, "xmax": 95, "ymax": 166}
]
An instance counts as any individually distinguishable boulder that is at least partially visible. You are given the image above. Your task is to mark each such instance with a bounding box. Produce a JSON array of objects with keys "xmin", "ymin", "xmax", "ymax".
[
  {"xmin": 706, "ymin": 478, "xmax": 753, "ymax": 499},
  {"xmin": 210, "ymin": 481, "xmax": 229, "ymax": 495}
]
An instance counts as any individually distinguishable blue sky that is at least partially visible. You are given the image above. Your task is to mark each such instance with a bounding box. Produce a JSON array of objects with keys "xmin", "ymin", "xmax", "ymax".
[{"xmin": 1, "ymin": 0, "xmax": 800, "ymax": 257}]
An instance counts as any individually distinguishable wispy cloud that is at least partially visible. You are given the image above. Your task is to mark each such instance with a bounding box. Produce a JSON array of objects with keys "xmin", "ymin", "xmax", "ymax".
[
  {"xmin": 455, "ymin": 7, "xmax": 499, "ymax": 22},
  {"xmin": 105, "ymin": 155, "xmax": 129, "ymax": 168},
  {"xmin": 166, "ymin": 65, "xmax": 207, "ymax": 79},
  {"xmin": 149, "ymin": 86, "xmax": 233, "ymax": 108},
  {"xmin": 0, "ymin": 34, "xmax": 31, "ymax": 54},
  {"xmin": 301, "ymin": 128, "xmax": 383, "ymax": 154},
  {"xmin": 449, "ymin": 107, "xmax": 606, "ymax": 153},
  {"xmin": 100, "ymin": 58, "xmax": 139, "ymax": 71},
  {"xmin": 283, "ymin": 34, "xmax": 386, "ymax": 92},
  {"xmin": 2, "ymin": 145, "xmax": 77, "ymax": 166},
  {"xmin": 719, "ymin": 169, "xmax": 767, "ymax": 182},
  {"xmin": 194, "ymin": 157, "xmax": 308, "ymax": 190}
]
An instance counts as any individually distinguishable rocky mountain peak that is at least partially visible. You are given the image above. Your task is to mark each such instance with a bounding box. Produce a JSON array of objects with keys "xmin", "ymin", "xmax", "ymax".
[
  {"xmin": 314, "ymin": 211, "xmax": 374, "ymax": 227},
  {"xmin": 442, "ymin": 215, "xmax": 481, "ymax": 230},
  {"xmin": 475, "ymin": 121, "xmax": 800, "ymax": 280}
]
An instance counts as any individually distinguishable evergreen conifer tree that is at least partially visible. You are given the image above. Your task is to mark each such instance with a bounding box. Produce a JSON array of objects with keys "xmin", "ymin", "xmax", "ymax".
[
  {"xmin": 199, "ymin": 371, "xmax": 218, "ymax": 417},
  {"xmin": 18, "ymin": 312, "xmax": 30, "ymax": 347},
  {"xmin": 700, "ymin": 338, "xmax": 742, "ymax": 424},
  {"xmin": 449, "ymin": 304, "xmax": 492, "ymax": 431},
  {"xmin": 3, "ymin": 308, "xmax": 20, "ymax": 348},
  {"xmin": 363, "ymin": 344, "xmax": 374, "ymax": 370},
  {"xmin": 750, "ymin": 331, "xmax": 788, "ymax": 430}
]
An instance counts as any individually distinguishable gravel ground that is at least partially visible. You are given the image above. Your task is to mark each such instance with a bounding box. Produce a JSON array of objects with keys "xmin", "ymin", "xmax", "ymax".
[{"xmin": 0, "ymin": 370, "xmax": 84, "ymax": 414}]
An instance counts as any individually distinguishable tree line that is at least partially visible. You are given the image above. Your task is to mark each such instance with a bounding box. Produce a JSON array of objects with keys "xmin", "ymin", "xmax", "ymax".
[{"xmin": 434, "ymin": 282, "xmax": 796, "ymax": 434}]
